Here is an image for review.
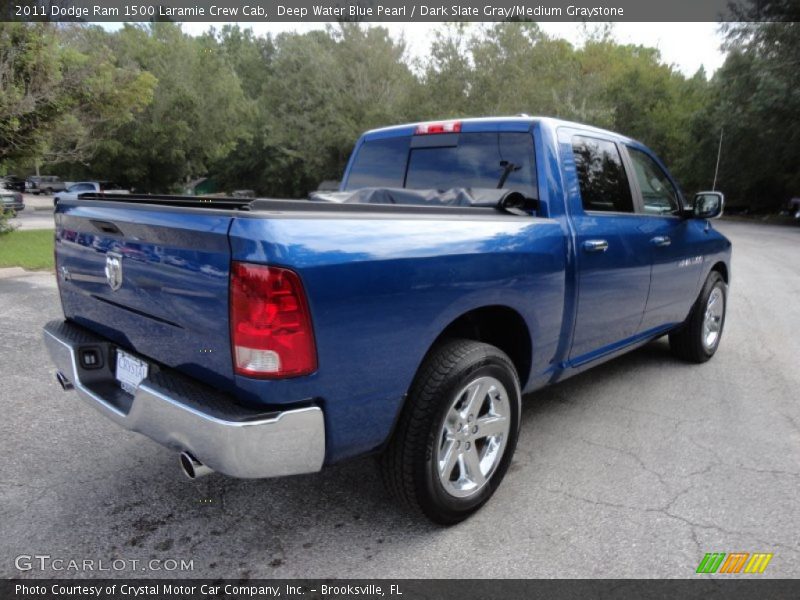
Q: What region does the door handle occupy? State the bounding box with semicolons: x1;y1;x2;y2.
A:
583;239;609;253
650;235;671;247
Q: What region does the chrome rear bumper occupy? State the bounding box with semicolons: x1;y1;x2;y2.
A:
42;320;325;478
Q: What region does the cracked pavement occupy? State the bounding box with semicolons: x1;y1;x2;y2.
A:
1;220;798;578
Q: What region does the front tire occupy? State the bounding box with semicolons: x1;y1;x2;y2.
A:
669;271;727;363
380;339;521;524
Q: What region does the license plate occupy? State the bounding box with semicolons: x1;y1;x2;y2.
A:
116;350;148;395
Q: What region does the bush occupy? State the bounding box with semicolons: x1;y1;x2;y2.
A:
0;210;16;235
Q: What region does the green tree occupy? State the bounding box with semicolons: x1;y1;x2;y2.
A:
579;38;711;184
418;22;711;193
700;10;800;209
214;24;417;196
86;23;248;192
0;23;64;163
0;23;155;167
418;23;473;118
467;23;582;118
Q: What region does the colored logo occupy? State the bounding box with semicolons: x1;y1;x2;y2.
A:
696;552;773;574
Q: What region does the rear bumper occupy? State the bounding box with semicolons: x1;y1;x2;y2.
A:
42;320;325;478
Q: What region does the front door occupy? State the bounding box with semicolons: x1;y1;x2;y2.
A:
567;135;652;362
623;145;706;330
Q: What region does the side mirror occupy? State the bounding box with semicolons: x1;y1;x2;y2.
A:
692;191;724;219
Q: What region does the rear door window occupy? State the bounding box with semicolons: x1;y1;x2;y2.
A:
572;136;634;213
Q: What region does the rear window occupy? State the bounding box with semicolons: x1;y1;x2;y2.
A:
345;132;537;199
345;136;409;189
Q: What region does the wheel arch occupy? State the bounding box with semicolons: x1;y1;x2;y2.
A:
423;305;533;390
710;260;729;284
376;304;533;458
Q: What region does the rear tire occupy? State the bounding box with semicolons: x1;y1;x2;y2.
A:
669;271;727;363
380;339;521;524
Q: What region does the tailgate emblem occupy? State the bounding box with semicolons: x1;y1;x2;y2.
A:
105;252;123;291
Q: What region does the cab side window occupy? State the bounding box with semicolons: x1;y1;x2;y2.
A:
572;136;634;213
627;147;681;215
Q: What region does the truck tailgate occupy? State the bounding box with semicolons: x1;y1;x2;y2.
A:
55;202;235;391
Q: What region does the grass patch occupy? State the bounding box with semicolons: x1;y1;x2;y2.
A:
0;229;54;270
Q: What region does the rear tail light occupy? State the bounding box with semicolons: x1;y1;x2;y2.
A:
414;120;462;135
230;262;317;378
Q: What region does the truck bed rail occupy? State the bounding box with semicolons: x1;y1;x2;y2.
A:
79;193;254;210
77;191;537;217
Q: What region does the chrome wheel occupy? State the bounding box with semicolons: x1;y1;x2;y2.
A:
435;375;511;499
702;286;724;350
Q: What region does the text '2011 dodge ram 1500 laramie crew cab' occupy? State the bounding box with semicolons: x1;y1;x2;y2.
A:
44;117;731;523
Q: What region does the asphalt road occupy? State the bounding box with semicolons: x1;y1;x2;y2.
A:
1;220;798;579
7;210;55;231
7;194;55;231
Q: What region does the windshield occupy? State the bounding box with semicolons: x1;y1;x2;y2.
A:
345;132;537;199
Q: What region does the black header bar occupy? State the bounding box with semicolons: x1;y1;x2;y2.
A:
3;579;800;600
3;0;795;23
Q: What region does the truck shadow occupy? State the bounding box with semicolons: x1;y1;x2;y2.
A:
78;337;690;578
519;337;678;421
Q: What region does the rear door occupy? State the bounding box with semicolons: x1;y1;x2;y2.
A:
55;201;235;391
566;134;653;363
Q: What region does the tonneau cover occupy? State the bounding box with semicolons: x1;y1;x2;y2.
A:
309;187;534;213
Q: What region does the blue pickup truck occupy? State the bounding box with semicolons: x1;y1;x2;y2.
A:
44;117;731;523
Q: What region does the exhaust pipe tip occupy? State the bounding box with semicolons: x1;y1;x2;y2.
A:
179;451;213;480
56;371;74;391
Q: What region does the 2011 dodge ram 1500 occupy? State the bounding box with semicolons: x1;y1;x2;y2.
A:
43;117;731;523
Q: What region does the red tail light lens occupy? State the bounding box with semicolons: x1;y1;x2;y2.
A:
230;262;317;378
415;121;462;135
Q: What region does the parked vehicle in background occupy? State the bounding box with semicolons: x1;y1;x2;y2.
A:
316;180;341;191
0;183;25;214
54;182;130;207
1;175;26;193
789;196;800;220
26;176;67;195
43;117;731;524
